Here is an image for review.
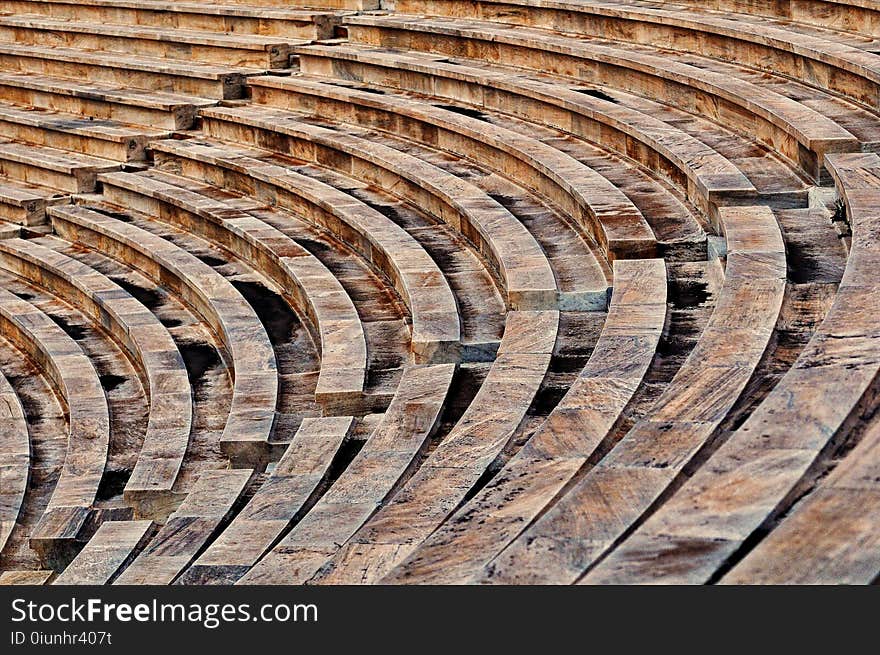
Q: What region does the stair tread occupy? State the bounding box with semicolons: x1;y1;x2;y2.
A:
0;14;310;49
0;42;264;78
0;71;217;109
0;139;119;172
0;101;170;142
2;0;342;20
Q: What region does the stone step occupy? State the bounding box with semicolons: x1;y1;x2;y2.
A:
0;0;342;39
0;71;215;130
0;42;260;99
0;15;306;68
0;101;170;162
0;140;119;193
0;176;68;226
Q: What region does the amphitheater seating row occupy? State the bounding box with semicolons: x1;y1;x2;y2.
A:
0;237;194;520
237;365;455;584
179;417;354;584
0;139;118;195
309;309;558;584
48;203;279;467
385;257;667;583
0;369;29;559
0;177;66;227
477;204;786;584
340;13;861;184
0;71;215;131
197;107;577;311
248;74;658;262
149;137;462;364
584;152;880;584
675;0;880;36
293;42;767;228
52;519;154;585
0;285;109;570
0;0;876;586
1;0;340;40
98;168;371;417
116;468;254;585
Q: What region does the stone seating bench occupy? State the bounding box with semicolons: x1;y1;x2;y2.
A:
52;519;154;585
0;101;169;163
0;140;119;194
149;137;462;365
337;16;861;183
247;74;658;263
308;309;558;584
294;42;761;219
0;42;255;100
48;203;280;467
483;204;787;584
0;286;110;571
96;168;368;416
0;369;29;559
390;0;880;113
584;152;880;585
179;416;356;584
199;105;568;312
722;415;880;584
0;237;193;521
1;0;341;41
238;365;455;585
384;258;667;584
0;177;66;227
0;570;53;585
676;0;880;37
114;468;254;585
0;72;215;131
0;15;305;69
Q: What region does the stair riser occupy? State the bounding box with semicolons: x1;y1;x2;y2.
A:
0;82;201;130
1;2;335;39
0;27;290;68
0;120;153;162
0;160;98;193
0;53;246;99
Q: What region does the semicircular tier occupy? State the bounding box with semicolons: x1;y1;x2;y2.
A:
0;0;877;586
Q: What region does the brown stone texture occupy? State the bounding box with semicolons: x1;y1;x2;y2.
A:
0;0;876;586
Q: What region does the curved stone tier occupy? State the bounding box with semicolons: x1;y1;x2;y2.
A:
0;0;876;585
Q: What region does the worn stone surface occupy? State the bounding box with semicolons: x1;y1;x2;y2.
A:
240;365;455;584
115;469;253;585
0;0;877;587
52;519;154;584
0;285;110;571
49;203;278;467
